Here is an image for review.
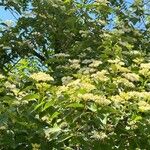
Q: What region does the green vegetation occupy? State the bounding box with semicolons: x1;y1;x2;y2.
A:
0;0;150;149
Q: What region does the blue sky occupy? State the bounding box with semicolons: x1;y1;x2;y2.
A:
0;0;146;30
0;7;18;21
0;0;134;22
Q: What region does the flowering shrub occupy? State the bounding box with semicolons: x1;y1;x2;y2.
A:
0;49;150;150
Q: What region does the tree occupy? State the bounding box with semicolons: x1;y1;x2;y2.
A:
0;0;150;149
0;0;149;75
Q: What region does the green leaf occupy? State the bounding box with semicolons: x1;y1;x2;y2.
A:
42;100;55;112
50;112;60;121
87;103;97;112
1;95;18;105
66;103;84;108
21;94;39;101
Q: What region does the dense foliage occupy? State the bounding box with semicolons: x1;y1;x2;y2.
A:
0;51;150;149
0;0;150;149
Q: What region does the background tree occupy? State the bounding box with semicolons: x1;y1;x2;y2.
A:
0;0;149;77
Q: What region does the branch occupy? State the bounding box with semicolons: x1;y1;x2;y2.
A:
31;50;46;62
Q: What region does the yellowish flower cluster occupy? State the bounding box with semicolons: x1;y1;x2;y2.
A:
89;60;102;68
110;91;150;104
36;83;50;90
95;0;109;6
91;131;107;140
138;62;150;79
108;58;125;66
78;93;111;105
67;79;81;87
130;50;142;56
133;58;144;64
61;76;73;85
140;63;150;69
110;95;124;103
57;79;96;99
78;67;96;74
116;65;131;73
54;53;70;57
82;59;92;64
139;69;150;77
122;73;140;82
0;74;5;79
67;79;96;92
56;85;69;96
30;72;54;82
119;92;132;101
113;77;135;88
138;101;150;112
91;70;109;82
81;82;96;92
4;81;16;89
127;91;150;100
69;59;80;69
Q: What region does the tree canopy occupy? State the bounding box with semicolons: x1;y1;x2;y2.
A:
0;0;150;149
0;0;149;75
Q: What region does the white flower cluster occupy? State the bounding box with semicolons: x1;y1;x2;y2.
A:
78;93;111;105
113;77;135;88
91;70;109;82
110;91;150;104
91;131;107;140
127;91;150;100
61;76;73;85
108;58;125;66
110;95;124;103
69;59;80;69
30;72;54;82
89;60;102;68
139;68;150;77
138;101;150;112
82;59;93;64
140;63;150;69
122;73;140;82
67;79;96;92
54;53;70;57
139;63;150;77
78;67;96;74
133;58;144;64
